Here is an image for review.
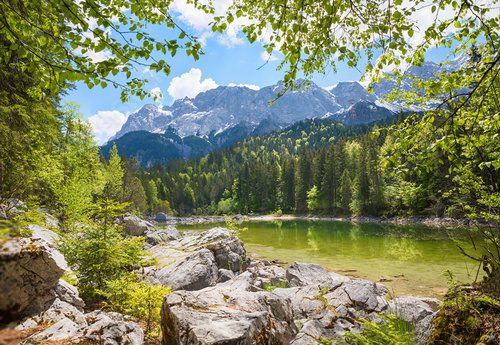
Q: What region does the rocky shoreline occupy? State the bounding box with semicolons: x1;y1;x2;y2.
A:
1;206;441;344
155;213;477;228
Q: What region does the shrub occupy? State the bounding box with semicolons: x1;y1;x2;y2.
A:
100;274;172;337
59;199;146;298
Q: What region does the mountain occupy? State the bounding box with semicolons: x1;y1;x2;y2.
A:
102;104;400;167
112;80;346;140
112;57;470;142
105;57;468;166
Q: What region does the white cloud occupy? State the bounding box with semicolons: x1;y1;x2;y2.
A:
167;68;218;99
171;0;248;48
260;51;280;62
171;0;233;30
88;110;127;145
149;87;163;100
228;83;260;91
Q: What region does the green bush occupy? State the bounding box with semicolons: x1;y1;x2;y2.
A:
100;274;172;336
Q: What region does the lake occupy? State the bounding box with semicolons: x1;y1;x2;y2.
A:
177;219;481;298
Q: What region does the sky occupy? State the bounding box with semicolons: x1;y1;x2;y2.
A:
65;0;458;144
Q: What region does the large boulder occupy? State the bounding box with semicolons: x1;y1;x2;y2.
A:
16;298;87;332
121;213;155;236
145;249;219;290
26;310;144;345
286;262;348;288
155;212;169;222
145;226;181;245
323;279;389;312
0;238;68;322
272;264;389;344
388;296;440;345
144;228;250;290
171;228;250;272
161;272;298;345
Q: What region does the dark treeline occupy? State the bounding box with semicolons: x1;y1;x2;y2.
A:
133;114;496;218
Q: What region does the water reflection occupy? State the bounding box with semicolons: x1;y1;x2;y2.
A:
178;220;480;297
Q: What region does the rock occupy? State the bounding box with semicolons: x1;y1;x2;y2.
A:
286;262;348;288
73;311;144;345
0;238;67;322
203;230;249;273
144;228;250;290
145;226;181;245
161;273;298;345
273;285;326;319
30;318;80;342
248;260;287;289
28;224;60;245
54;279;85;310
17;298;87;332
290;319;339;345
388;296;440;345
145;249;218;290
155;212;169;222
0;198;27;218
323;279;388;312
217;268;235;283
121;213;155;236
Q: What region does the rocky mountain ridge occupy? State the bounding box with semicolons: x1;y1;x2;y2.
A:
111;57;467;142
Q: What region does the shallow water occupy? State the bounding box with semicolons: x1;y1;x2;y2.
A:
177;219;482;298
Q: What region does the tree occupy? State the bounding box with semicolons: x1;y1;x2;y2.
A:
102;144;124;202
306;185;320;213
0;59;60;202
0;0;205;101
60;199;144;297
144;180;159;214
339;169;352;214
216;0;497;101
122;164;148;214
51;104;103;226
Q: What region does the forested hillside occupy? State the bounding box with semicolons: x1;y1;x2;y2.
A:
134;111;498;219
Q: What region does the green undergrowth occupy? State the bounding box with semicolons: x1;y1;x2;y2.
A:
263;281;288;292
428;286;500;344
320;314;414;345
99;274;172;341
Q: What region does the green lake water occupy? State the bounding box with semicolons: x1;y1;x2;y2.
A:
177;220;481;298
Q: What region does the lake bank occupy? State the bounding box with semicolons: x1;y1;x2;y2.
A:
157;213;477;229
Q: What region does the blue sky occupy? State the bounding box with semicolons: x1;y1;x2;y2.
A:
66;0;455;144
